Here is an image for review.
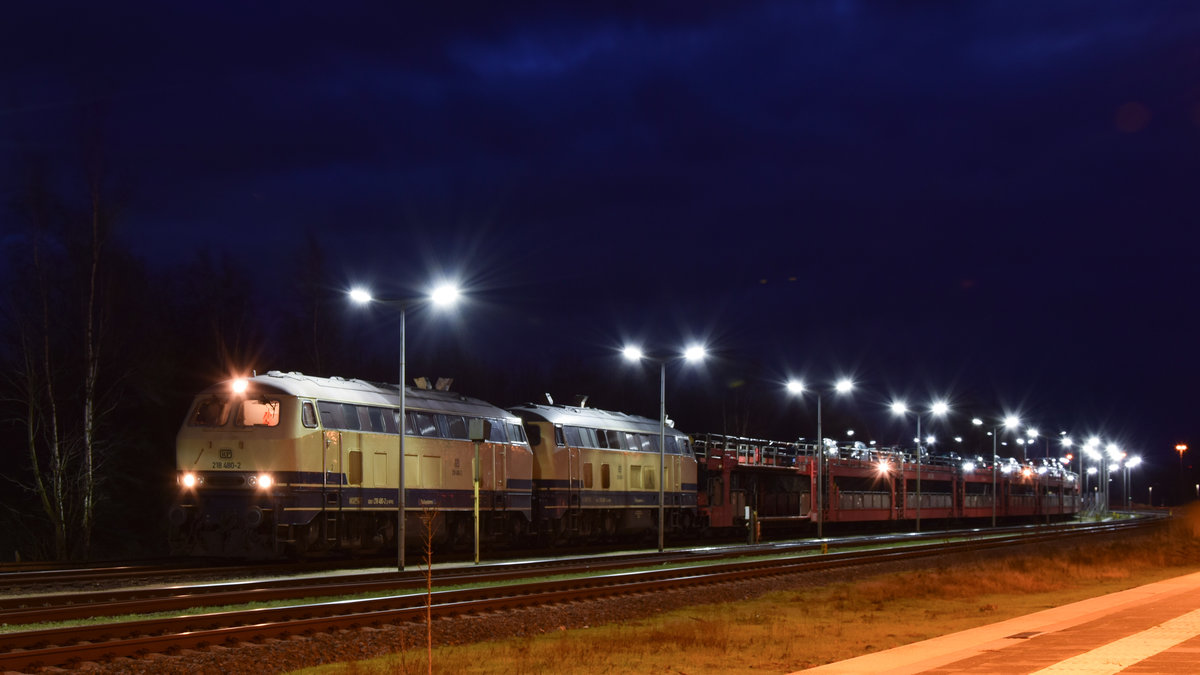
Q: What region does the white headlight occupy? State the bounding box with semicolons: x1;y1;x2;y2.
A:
257;474;273;489
181;472;197;488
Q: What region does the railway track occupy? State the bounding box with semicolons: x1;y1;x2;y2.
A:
0;517;1156;672
0;516;1136;595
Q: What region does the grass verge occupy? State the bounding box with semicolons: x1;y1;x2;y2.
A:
295;510;1200;674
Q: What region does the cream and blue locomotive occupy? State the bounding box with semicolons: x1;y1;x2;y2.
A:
508;402;699;541
169;371;531;557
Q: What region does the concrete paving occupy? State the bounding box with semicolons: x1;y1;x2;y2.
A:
800;570;1200;674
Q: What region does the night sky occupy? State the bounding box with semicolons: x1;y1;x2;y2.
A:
4;3;1199;499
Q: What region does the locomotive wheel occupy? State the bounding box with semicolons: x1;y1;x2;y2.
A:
447;514;468;549
679;510;694;534
508;515;527;545
602;512;617;537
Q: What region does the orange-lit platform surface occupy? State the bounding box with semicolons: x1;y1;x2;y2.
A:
803;570;1200;674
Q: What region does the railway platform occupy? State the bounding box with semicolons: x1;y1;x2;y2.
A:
801;569;1200;674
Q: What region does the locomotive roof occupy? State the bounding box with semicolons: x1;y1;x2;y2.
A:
209;371;515;419
508;402;688;437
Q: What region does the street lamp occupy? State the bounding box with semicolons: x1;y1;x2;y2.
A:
1125;456;1141;509
1060;434;1074;476
891;399;948;532
1177;444;1189;504
1082;437;1102;511
974;415;1020;527
350;282;460;571
623;343;706;552
1104;443;1122;515
786;377;853;540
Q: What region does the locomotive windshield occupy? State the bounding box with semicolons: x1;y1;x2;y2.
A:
188;396;231;427
237;398;281;427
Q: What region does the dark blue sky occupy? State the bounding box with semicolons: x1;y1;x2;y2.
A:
3;3;1199;493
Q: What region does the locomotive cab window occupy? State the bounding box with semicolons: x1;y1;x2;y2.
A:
508;422;526;444
301;401;318;428
488;419;509;442
238;398;281;427
189;396;231;427
564;426;582;447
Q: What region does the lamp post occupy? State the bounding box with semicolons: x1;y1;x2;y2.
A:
891;400;948;532
786;378;853;541
974;415;1020;527
350;283;460;572
623;344;706;552
1060;433;1074;483
1177;444;1189;505
1104;443;1121;516
1125;456;1141;509
1082;437;1102;513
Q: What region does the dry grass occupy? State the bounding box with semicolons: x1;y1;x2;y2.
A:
296;511;1200;675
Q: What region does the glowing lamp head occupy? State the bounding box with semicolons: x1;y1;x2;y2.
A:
876;461;889;475
786;380;805;394
181;472;197;488
683;345;706;362
972;418;983;426
430;283;460;307
256;474;273;490
232;378;249;394
931;401;949;416
835;378;853;394
622;346;644;361
349;287;373;304
891;401;908;415
1003;416;1020;430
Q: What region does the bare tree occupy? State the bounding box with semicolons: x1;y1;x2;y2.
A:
2;120;125;560
420;508;438;675
78;114;120;556
6;163;72;559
